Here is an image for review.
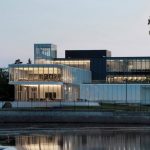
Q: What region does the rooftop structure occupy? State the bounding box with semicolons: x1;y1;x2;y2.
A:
34;44;57;64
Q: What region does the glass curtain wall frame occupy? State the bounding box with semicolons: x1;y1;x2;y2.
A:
106;58;150;83
80;84;141;103
36;59;91;70
34;44;57;64
63;84;80;101
106;75;148;83
62;65;91;84
9;64;91;84
14;84;63;101
9;64;63;83
14;84;80;101
107;58;150;72
10;64;87;101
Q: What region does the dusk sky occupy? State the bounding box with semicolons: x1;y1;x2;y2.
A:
1;0;150;67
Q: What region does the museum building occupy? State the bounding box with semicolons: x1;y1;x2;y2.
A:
9;44;150;104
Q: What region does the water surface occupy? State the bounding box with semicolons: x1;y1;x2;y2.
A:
0;124;150;150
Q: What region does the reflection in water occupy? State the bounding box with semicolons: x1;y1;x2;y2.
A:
2;128;150;150
14;131;150;150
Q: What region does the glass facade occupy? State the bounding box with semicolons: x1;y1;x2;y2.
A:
106;57;150;83
34;60;90;70
9;42;150;103
14;84;80;101
9;64;91;101
15;84;62;101
53;60;90;70
34;44;57;64
80;84;150;104
9;64;91;84
9;64;62;83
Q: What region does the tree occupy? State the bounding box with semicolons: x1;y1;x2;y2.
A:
148;17;150;35
27;58;32;64
0;68;14;101
14;59;22;64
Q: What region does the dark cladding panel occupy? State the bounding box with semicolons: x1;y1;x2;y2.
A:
90;58;106;81
100;58;107;81
65;50;110;59
65;50;109;81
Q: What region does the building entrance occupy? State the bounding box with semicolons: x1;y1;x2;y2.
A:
45;92;56;100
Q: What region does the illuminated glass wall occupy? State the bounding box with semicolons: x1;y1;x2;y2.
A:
106;58;150;83
14;84;79;101
9;64;62;82
35;60;91;70
53;60;90;70
14;84;62;101
9;64;91;84
9;64;91;101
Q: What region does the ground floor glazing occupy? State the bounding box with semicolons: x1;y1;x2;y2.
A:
15;84;79;101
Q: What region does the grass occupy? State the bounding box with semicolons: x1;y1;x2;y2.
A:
55;103;150;112
1;103;150;112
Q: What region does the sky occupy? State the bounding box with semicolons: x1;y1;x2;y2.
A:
1;0;150;67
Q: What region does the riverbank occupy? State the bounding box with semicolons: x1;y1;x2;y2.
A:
0;110;150;124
